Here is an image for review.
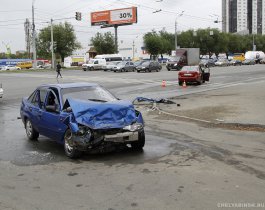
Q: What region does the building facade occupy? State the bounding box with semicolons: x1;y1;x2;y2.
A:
222;0;265;34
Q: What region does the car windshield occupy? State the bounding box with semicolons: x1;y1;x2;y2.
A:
117;62;126;66
61;86;117;104
169;56;180;62
134;61;144;66
141;61;150;66
181;66;199;71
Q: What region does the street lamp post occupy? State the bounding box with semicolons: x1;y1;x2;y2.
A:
175;11;184;50
32;0;37;69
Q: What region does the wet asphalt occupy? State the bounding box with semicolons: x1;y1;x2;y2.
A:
1;65;265;166
0;102;178;166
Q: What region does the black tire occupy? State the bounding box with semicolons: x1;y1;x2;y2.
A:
137;70;140;73
64;129;82;159
90;67;94;71
178;81;183;86
131;130;145;150
25;119;39;140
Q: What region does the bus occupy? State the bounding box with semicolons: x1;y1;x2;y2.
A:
16;61;32;69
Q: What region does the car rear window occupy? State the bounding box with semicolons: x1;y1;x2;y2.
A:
181;66;199;71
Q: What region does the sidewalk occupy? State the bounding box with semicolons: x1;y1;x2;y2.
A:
155;80;265;126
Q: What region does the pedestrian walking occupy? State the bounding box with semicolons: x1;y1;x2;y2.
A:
56;62;62;78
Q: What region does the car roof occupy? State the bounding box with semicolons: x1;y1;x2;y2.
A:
39;82;99;89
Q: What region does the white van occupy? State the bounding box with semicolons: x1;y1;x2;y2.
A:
94;54;123;62
82;59;106;71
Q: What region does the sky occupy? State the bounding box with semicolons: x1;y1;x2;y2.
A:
0;0;222;53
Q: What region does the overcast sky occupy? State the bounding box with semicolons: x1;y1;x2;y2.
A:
0;0;222;53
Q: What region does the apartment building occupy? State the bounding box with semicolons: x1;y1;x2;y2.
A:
222;0;265;34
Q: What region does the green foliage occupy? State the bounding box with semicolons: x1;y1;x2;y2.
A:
144;28;265;57
143;31;162;57
37;22;81;61
90;32;116;54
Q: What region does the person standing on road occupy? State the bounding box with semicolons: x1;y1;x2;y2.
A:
56;62;62;78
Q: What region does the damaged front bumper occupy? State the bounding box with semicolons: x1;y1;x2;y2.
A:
70;128;142;151
104;131;139;142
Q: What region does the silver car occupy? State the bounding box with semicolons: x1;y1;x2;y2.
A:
215;59;230;67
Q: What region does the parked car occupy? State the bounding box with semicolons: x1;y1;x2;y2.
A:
133;60;146;67
112;61;135;72
242;59;256;65
229;59;242;66
0;83;3;98
215;59;230;67
20;83;145;158
259;58;265;64
82;59;106;71
178;65;210;86
199;58;216;67
104;61;121;71
136;61;162;73
2;65;21;70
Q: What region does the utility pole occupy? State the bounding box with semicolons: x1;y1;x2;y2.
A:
24;18;31;58
32;0;37;69
114;25;118;53
174;11;184;50
132;40;135;61
51;19;55;69
174;20;178;50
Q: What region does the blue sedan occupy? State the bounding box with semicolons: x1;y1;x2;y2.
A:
20;83;145;158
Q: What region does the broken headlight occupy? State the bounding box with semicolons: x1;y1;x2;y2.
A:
77;126;91;137
123;123;143;132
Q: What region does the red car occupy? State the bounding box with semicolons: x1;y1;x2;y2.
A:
178;65;210;86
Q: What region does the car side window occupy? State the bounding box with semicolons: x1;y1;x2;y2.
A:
39;89;48;109
46;91;60;113
30;91;39;107
94;60;98;64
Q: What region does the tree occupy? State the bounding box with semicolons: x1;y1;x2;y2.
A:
37;22;81;61
90;32;116;54
159;30;175;55
143;31;162;59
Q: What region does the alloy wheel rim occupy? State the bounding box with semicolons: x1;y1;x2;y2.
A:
26;121;32;137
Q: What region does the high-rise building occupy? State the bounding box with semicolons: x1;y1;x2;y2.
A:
222;0;265;34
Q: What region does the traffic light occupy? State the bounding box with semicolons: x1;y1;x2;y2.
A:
75;12;82;21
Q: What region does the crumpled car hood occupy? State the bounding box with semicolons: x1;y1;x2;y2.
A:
67;98;137;129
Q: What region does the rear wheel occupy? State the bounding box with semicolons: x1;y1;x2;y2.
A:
178;81;183;86
90;67;94;71
131;130;145;150
25;119;39;140
64;129;82;159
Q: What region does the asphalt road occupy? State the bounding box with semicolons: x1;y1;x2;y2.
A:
0;65;265;210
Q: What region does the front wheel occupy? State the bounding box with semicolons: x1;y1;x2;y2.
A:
25;119;39;140
64;129;82;159
131;130;145;150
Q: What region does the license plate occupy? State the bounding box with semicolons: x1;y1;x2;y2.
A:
184;73;192;76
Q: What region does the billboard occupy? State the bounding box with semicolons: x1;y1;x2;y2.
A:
91;7;137;26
